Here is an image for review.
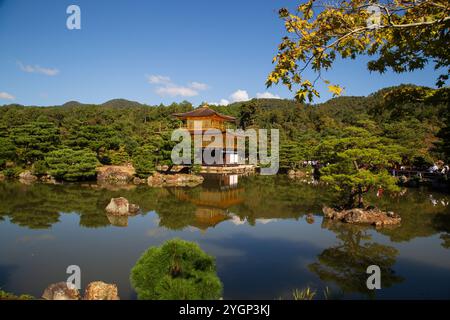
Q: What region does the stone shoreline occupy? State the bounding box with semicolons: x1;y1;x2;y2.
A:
2;166;207;188
323;206;401;228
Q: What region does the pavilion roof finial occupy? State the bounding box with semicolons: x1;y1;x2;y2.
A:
172;104;236;122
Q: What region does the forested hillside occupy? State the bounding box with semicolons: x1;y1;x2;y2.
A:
0;85;448;181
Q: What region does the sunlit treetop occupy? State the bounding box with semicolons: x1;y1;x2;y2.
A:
267;0;450;102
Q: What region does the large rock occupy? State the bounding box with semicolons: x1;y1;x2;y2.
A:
40;174;56;184
97;165;135;184
132;177;146;185
323;206;401;228
305;214;315;224
147;172;204;187
84;281;119;300
105;197;140;216
42;282;80;300
19;170;38;183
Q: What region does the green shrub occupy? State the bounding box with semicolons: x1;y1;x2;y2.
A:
45;148;99;181
0;137;15;168
191;164;201;174
0;290;34;300
32;160;48;176
109;146;130;165
412;155;433;169
10;121;60;164
130;239;223;300
132;146;157;178
2;167;22;178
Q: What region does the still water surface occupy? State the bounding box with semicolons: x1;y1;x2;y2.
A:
0;175;449;299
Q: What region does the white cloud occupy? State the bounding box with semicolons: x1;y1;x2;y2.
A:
210;99;230;106
18;61;59;76
220;99;230;105
210;89;249;106
156;86;198;97
230;89;249;103
189;82;208;91
146;74;171;84
212;90;282;106
231;215;246;225
256;218;278;224
147;75;209;97
256;92;281;99
0;92;15;100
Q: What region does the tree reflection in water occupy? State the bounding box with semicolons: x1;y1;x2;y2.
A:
309;220;404;297
0;176;448;250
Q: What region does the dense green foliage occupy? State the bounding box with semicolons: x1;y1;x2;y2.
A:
11;121;60;164
0;290;34;300
0;100;191;180
224;85;448;207
45;148;99;181
130;239;223;300
0;137;15;167
268;0;449;102
0;85;448;190
317;126;401;207
215;85;448;168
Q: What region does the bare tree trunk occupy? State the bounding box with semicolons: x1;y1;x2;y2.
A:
346;191;356;209
358;193;363;208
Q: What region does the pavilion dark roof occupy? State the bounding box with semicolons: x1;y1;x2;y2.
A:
172;105;236;121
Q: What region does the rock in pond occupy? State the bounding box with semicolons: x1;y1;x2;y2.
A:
84;281;119;300
42;282;80;300
132;177;146;185
97;165;135;184
147;172;204;187
305;214;315;224
19;170;38;183
105;197;140;216
40;174;57;184
323;206;401;228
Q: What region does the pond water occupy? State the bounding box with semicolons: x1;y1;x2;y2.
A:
0;175;449;299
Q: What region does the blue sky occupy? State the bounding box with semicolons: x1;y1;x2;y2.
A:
0;0;443;106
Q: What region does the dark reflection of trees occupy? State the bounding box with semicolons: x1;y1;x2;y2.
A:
0;182;164;229
309;220;404;297
432;213;450;249
0;182;114;229
373;190;450;243
231;175;335;224
0;181;203;230
0;178;448;243
8;209;60;229
440;234;450;249
155;189;196;230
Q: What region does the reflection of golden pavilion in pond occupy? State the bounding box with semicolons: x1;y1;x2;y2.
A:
174;174;244;231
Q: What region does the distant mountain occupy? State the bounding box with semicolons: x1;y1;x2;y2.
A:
227;98;300;109
0;103;24;108
61;101;85;108
1;84;445;111
101;99;147;108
